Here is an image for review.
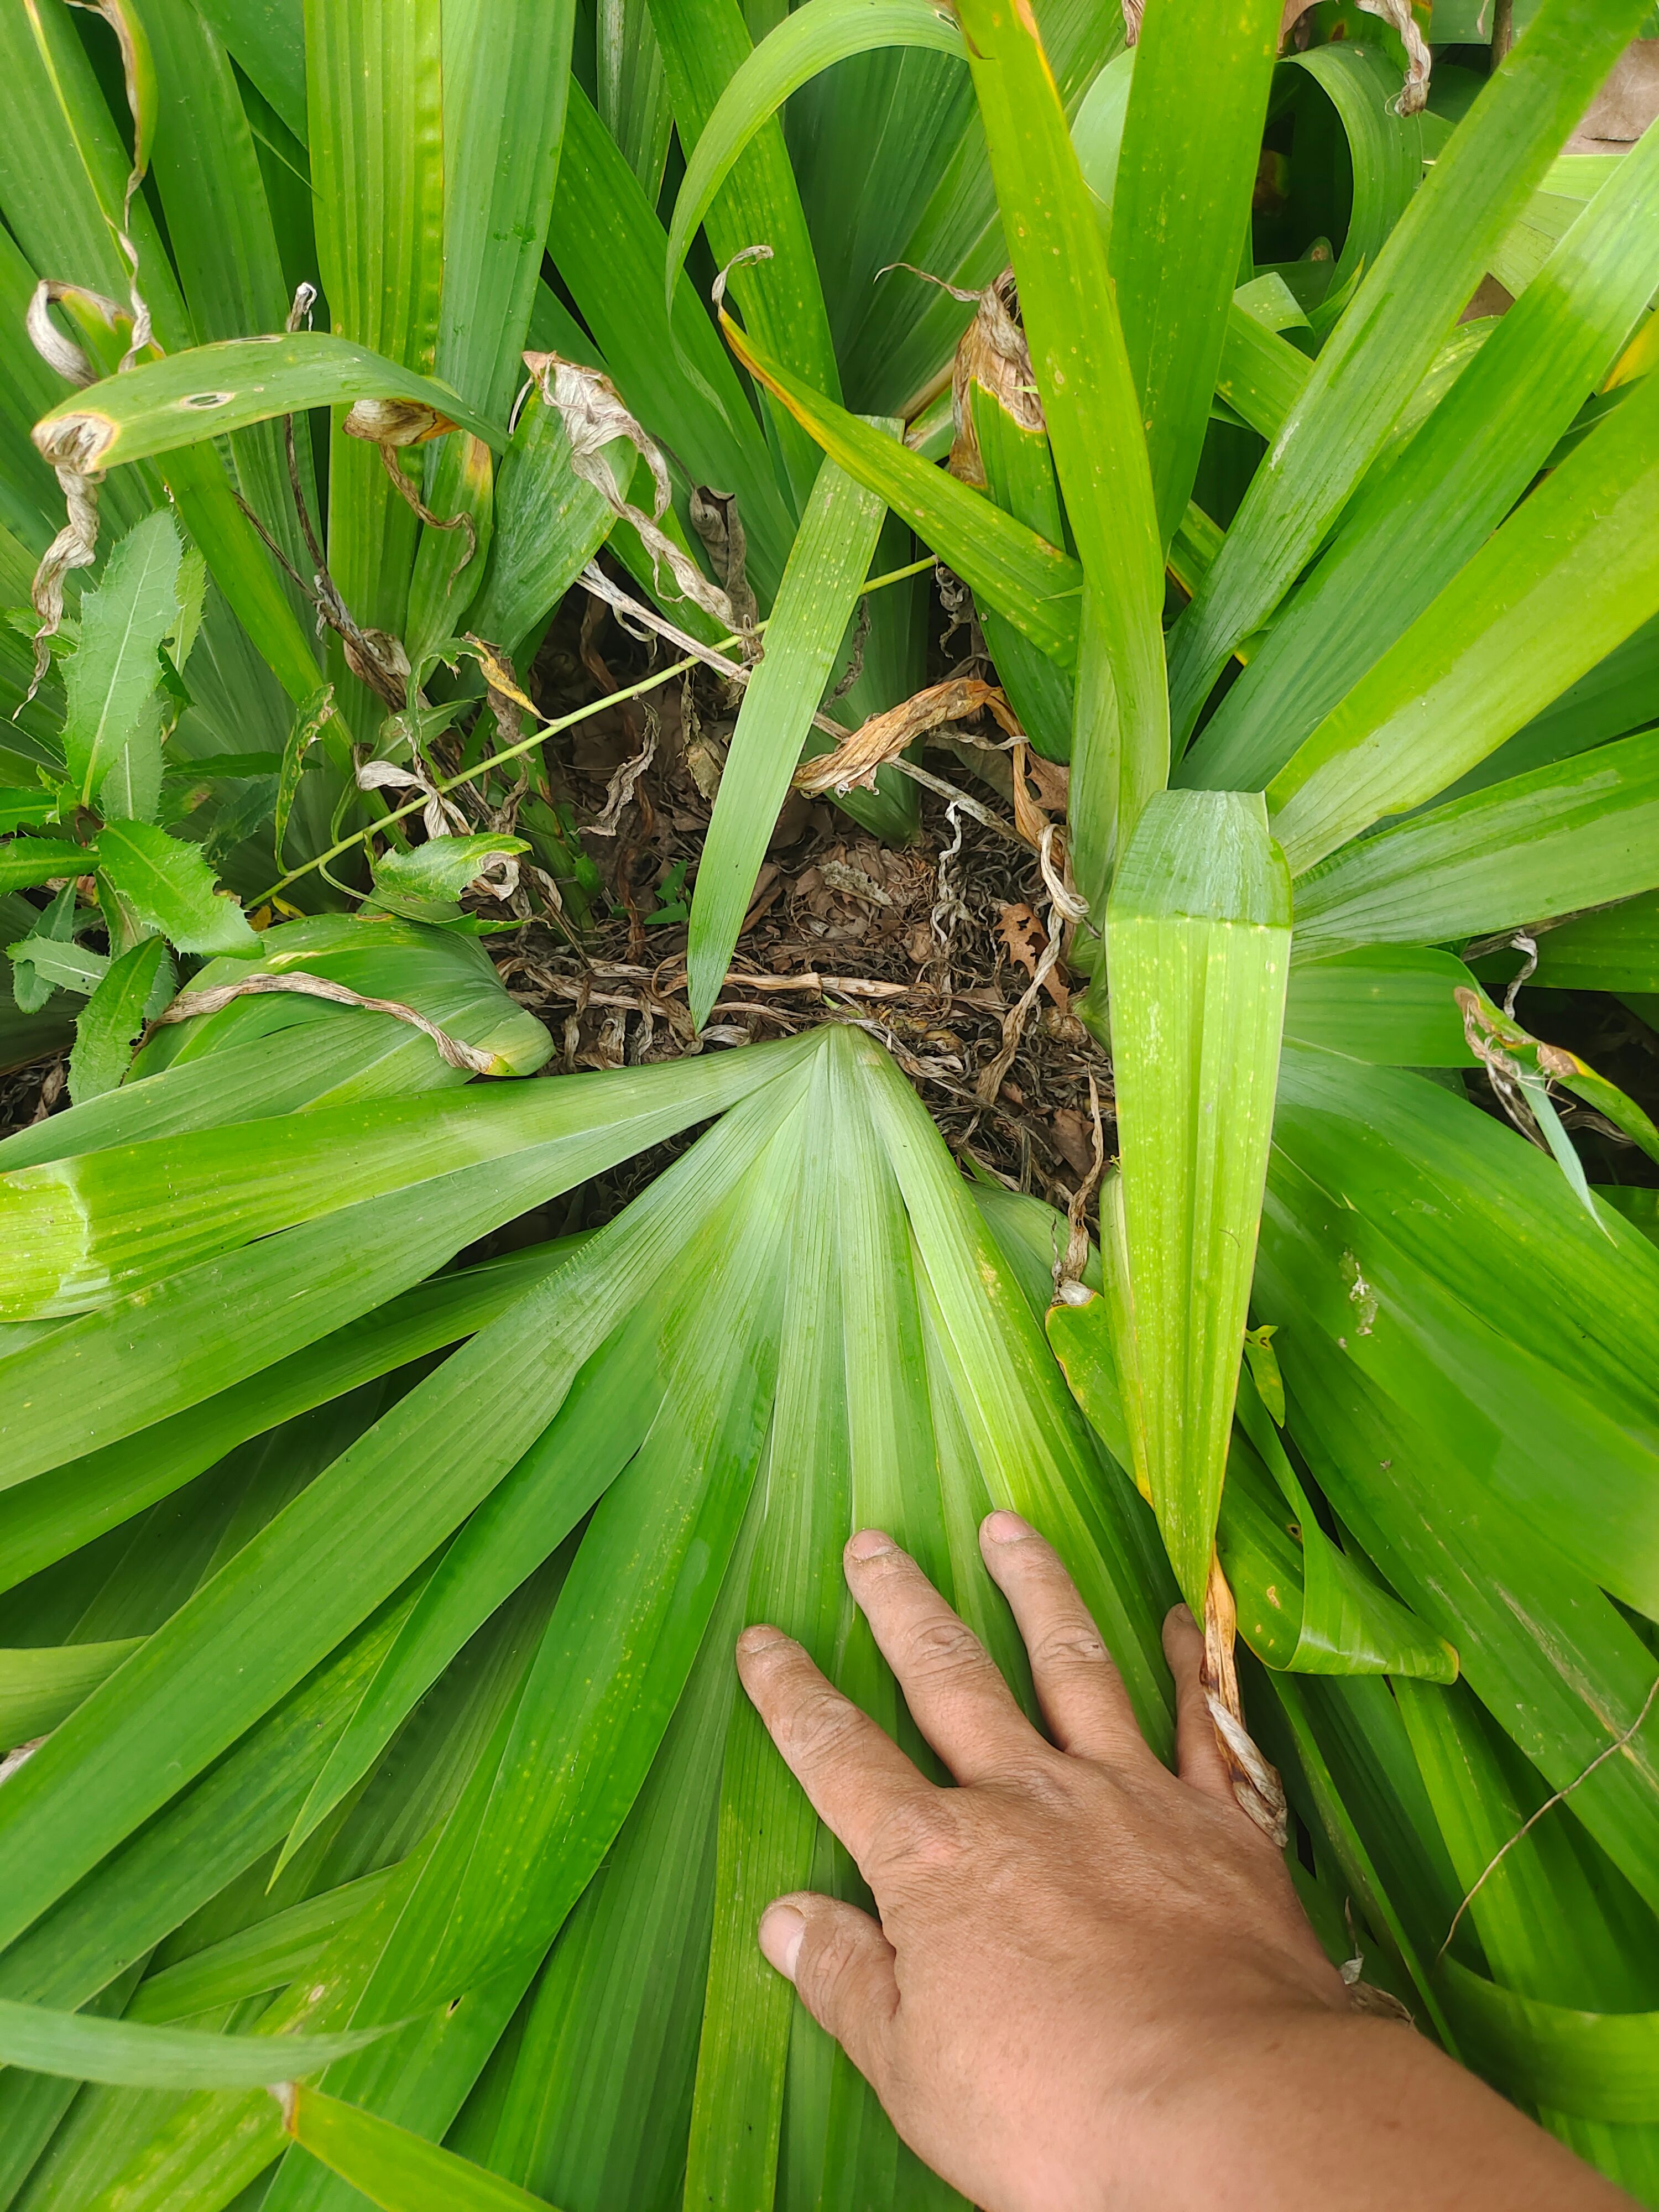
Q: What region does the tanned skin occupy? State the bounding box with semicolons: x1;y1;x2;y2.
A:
735;1512;1632;2212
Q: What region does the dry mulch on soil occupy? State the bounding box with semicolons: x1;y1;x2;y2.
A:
482;588;1117;1225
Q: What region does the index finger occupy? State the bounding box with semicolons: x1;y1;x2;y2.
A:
737;1624;935;1869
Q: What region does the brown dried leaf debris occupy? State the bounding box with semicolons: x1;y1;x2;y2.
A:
793;677;1024;799
997;901;1070;1011
947;268;1044;490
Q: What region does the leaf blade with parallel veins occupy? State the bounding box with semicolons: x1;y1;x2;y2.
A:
1105;789;1292;1610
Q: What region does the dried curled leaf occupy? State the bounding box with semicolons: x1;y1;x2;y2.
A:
688;486;759;641
153;969;510;1074
61;0;158;364
355;757;471;843
343;401;479;584
465;639;539;726
997;899;1044;975
949;269;1044;490
19;284;135;699
1202;1559;1288;1846
522;352;736;633
341;398;456;450
1355;0;1430;114
23;460;102;704
1279;0;1428;113
26;280;126;390
996;901;1069;1009
340;628;410;712
793;676;1023;799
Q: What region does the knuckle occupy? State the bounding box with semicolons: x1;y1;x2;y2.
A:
1009;1755;1082;1822
1030;1621;1116;1673
804;1916;869;1997
869;1793;964;1881
900;1616;986;1681
781;1687;864;1770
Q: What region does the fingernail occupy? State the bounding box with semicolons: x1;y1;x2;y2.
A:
983;1509;1034;1545
758;1901;806;1980
846;1528;894;1563
1170;1602;1197;1629
737;1624;790;1658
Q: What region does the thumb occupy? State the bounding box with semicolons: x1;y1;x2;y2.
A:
759;1891;900;2085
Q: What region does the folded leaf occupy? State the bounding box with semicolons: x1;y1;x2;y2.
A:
1528;890;1659;993
0;1637;142;1741
372;836;529;904
1282;946;1478;1067
1105;790;1291;1608
1441;1959;1659;2126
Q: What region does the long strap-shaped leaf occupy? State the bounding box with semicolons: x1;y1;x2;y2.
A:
1108;0;1279;550
952;0;1165;904
0;3;333;716
366;1104;804;2012
280;2083;560;2209
686;446;889;1026
0;1596;415;2011
437;0;574;427
0;2000;389;2090
1257;1176;1659;1917
1047;1273;1454;1683
682;1040;852;2212
271;1309;665;1878
409;0;580;651
469;1538;753;2208
0;1242;582;1595
553;84;796;602
1105;789;1291;1611
32;333;504;472
0;1040;805;1494
140;0;319;578
1267;361;1659;875
1186;115;1659;794
305;0;444;682
1292;722;1659;952
1164;0;1657;745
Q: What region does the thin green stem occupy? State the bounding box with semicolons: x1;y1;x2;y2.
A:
251;555;937;906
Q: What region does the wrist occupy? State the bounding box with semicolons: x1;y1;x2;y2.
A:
1108;2003;1626;2212
1103;2000;1399;2211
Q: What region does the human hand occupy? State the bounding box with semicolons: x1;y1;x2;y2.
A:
735;1513;1632;2212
